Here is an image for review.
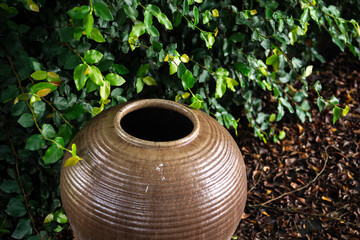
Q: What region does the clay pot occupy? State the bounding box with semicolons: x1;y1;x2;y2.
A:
60;99;247;240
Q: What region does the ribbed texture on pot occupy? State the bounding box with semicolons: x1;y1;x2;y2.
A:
60;99;247;240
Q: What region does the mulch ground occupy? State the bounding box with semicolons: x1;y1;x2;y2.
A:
235;53;360;239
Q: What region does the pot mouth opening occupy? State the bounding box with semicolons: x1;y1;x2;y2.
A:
114;99;199;147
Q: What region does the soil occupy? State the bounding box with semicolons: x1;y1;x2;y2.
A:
235;52;360;239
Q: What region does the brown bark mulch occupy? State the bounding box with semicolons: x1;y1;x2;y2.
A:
235;53;360;239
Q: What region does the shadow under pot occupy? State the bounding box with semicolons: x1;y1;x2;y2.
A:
60;99;247;240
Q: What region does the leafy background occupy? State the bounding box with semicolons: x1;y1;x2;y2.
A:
0;0;359;239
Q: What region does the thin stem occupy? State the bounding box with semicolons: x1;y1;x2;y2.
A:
41;97;73;127
5;115;39;236
256;143;329;206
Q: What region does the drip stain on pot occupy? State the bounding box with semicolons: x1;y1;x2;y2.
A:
120;107;194;142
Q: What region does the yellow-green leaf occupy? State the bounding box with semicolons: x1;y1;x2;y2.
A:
225;77;238;92
29;3;39;12
180;54;190;63
47;72;59;79
342;105;349;116
212;9;219;17
44;213;54;223
31;71;47;80
64;156;81;167
36;88;51;97
142;76;156;86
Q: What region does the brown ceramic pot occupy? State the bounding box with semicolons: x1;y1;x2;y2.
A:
60;99;247;240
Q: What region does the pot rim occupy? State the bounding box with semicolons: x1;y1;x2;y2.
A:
114;99;200;148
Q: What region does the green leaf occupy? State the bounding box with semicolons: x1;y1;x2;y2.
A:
93;2;114;21
296;105;306;123
265;0;279;10
292;57;302;70
170;61;178;75
44;213;54;223
25;134;44;150
54;211;67;224
301;8;310;26
343;105;349;116
280;97;294;113
11;101;27;117
142;76;156;86
278;131;286;140
74;64;88;90
67;5;90;19
90;28;106;43
276;103;284;121
1;86;19;103
64;54;82;70
113;64;129;75
83;13;94;37
234;62;250;77
147;25;160;37
88;66;104;86
100;81;110;100
105;73;125;86
225;77;238;92
17;113;34;128
6;197;26;217
74;27;83;40
183;0;189;15
181;70;195;91
330;95;339;105
123;5;138;21
58;124;73;145
157;13;173;30
289;31;297;45
193;6;199;26
66;105;85;120
177;62;186;78
43;145;63;164
215;77;226;99
314;80;322;92
269;113;276;122
146;4;161;16
30;71;47;80
129;22;146;38
230;32;245;42
84;49;103;64
203;10;212;24
266;55;279;65
86;79;98;92
189;94;204;110
42;124;56;139
333;106;341;124
0;180;20;194
11;218;32;239
30;82;57;96
305;65;313;77
216;68;229;78
136;77;144;93
33;101;46;115
137;64;150;77
316;97;326;112
71;143;77;157
293;91;305;102
332;37;345;52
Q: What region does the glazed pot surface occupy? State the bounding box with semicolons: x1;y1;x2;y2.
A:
60;99;247;240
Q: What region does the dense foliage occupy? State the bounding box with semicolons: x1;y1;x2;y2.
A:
0;0;359;239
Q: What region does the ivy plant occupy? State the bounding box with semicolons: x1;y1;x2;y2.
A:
0;0;358;238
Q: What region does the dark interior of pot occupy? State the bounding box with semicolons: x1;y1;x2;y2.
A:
120;107;194;142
